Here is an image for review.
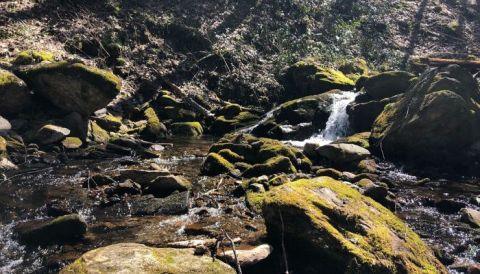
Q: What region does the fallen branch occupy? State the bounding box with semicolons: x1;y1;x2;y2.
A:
414;57;480;69
163;79;214;118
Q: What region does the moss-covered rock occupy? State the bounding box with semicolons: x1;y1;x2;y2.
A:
347;94;400;133
162;106;197;122
210;111;259;136
95;114;123;132
217;149;244;163
259;177;447;274
142;107;167;139
0;69;31;116
370;65;480;170
61;137;83;149
338;58;369;77
60;243;236;274
13;50;55;65
17;61;121;115
363;71;415;100
202;133;311;177
171;122;203;136
282;59;355;100
88;121;110;143
201;153;235;176
333;132;371;149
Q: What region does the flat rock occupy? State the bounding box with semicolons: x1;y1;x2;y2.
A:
60;243;235;274
316;143;370;164
131;191;189;216
218;244;273;267
36;125;70;145
116;169;171;185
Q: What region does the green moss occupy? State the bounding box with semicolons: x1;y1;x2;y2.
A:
0;136;7;155
89;121;110;143
171;122;203;136
156;95;181;107
13;50;55;65
62;137;83;149
261;177;446;273
243;156;297;178
217;149;244;163
144;107;167;137
201;153;235;176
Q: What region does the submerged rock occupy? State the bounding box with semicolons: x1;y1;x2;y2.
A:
15;214;87;245
131;191;189;216
0;68;31;116
17;61;121;115
258;177;447;273
60;243;236;274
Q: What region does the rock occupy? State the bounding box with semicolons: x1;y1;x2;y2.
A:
460;208;480;228
201;153;236;176
242;156;297;178
356;159;377;173
114;179;142;195
63;112;88;140
60;243;236;274
370;65;480;170
15;214;87;245
83;174;116;188
88;121;110;143
435;199;466;214
131;191;189;216
61;137;83;149
116;169;170;185
316;143;370;164
162;106;197;122
142;107;167;139
347;95;399;132
252;92;334;140
0;116;12;133
0;69;31;115
0;136;6;154
315;168;343;180
35;125;71;145
210;105;259;136
142;175;191;197
218;244;273;267
17;61;121;115
0;157;17;170
217;149;245;163
333;132;371;149
338;58;369;77
282;59;355;100
259;177;447;273
363;71;415;99
95;114;123;132
13;50;55;65
248;183;266;193
171;122;203;136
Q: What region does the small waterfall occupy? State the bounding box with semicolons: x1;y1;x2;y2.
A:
287;91;357;147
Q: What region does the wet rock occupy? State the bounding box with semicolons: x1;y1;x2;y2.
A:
0;68;31;115
17;61;121;115
370;65;480;170
316;143;370;164
356;159;377;173
258;177;447;273
142;107;167;139
363;71;415;99
114;179;142;195
35;125;71;145
142;175;191;197
82;174;116;188
117;169;171;185
171;122;203;136
201;153;236;176
281;59;355;100
88;121;110;143
435;199;466;214
61;137;83;149
46;200;73;217
131;191;189;216
218;244;273;267
15;214;87;245
60;243;236;274
0;115;11;133
460;208;480;228
0;157;17;170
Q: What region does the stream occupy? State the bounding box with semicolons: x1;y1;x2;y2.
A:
1;92;479;273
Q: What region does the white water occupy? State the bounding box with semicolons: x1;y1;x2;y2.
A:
286;91;357;147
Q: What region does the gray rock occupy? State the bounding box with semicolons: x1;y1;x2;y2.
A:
35;124;70;145
116;169;171;185
131;191;189;216
460;208;480;228
316;143;370;164
218;244;273;267
142;175;191;197
0;116;11;133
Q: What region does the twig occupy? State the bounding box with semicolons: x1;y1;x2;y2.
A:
223;230;242;274
279;210;289;274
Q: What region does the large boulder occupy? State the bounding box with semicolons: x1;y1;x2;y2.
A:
60;243;236;274
370;65;480;170
363;71;416;100
258;177;447;273
210;104;259;136
17;61;121;115
0;69;31;116
347;95;400;132
316;143;371;164
282;59;355;100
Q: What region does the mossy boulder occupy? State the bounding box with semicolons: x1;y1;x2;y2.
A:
338;58;369;77
171;122;203;136
88;121;110;143
16;214;87;245
218;149;244;163
282;59;355;100
142;107;167;139
363;71;416;100
17;61;121;115
35;124;71;145
202;133;311;177
252;92;335;140
95;114;123;132
162;106;197;122
370;65;480;170
210;111;259;136
201;153;235;176
0;69;31;116
61;137;83;149
60;243;235;274
333;132;371;149
13;50;55;65
258;177;447;273
347;94;400;133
